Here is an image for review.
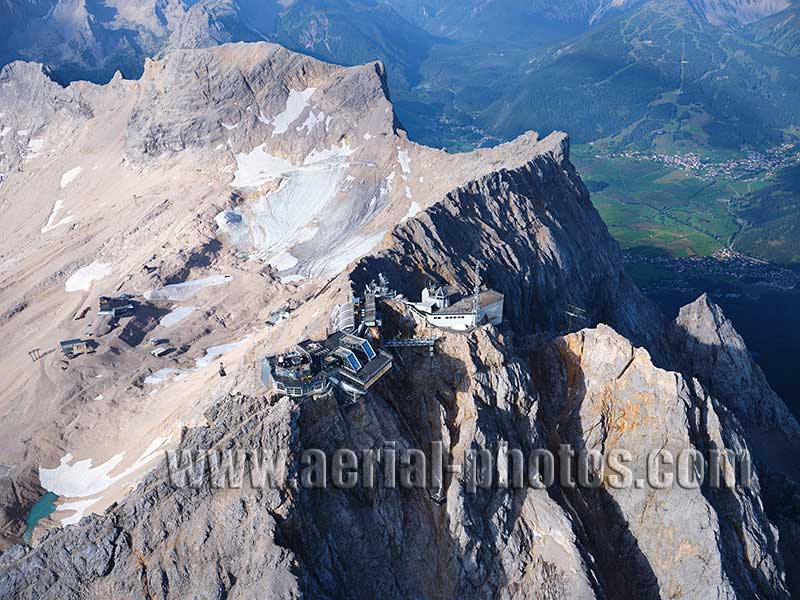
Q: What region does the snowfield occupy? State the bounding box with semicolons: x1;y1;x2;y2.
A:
311;230;386;278
229;146;293;187
57;498;99;526
398;149;412;174
144;337;250;385
39;436;168;501
144;368;188;385
297;110;326;133
41;200;75;234
404;201;421;221
159;306;197;328
65;261;113;292
144;274;232;301
195;338;250;369
60;166;82;189
272;87;316;136
25;138;44;159
219;143;359;276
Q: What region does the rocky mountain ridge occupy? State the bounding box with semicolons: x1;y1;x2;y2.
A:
0;40;798;599
3;0;799;153
0;313;794;598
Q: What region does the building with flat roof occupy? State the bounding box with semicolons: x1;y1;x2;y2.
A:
60;339;92;358
98;295;135;318
262;332;392;402
407;265;504;331
424;290;504;331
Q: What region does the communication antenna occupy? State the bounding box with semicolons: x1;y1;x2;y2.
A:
564;303;588;333
472;262;481;316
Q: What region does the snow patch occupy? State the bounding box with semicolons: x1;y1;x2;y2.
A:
297;110;326;134
65;261;113;292
41;199;75;233
144;368;188;385
230;145;293;188
57;498;99;526
195;337;250;369
39;437;169;500
159;306;197;328
268;251;299;271
60;166;82;189
303;143;354;165
144;274;232;301
317;231;386;277
272;88;316;136
397;149;412;174
403;201;421;221
221;121;239;130
26;138;44;159
280;274;306;284
0;127;10;138
380;172;396;197
222;144;354;270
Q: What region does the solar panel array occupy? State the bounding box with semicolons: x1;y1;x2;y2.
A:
361;339;376;360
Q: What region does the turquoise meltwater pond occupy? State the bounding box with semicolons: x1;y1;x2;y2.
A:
23;492;58;543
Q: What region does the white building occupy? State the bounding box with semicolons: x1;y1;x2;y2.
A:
424;290;504;331
410;283;504;332
414;285;459;313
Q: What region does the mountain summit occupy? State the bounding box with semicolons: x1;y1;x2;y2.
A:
0;41;798;599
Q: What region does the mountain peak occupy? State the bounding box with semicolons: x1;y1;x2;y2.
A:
688;0;791;26
670;293;800;476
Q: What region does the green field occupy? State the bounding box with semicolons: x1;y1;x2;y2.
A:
574;146;741;257
733;166;800;263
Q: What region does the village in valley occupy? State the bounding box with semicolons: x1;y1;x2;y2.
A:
597;142;800;182
624;248;800;293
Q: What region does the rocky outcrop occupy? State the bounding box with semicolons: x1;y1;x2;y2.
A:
0;38;797;600
534;325;787;599
351;133;664;349
0;394;302;599
668;294;800;478
0;328;597;599
668;294;800;598
125;42;375;161
1;320;791;599
0;61;91;174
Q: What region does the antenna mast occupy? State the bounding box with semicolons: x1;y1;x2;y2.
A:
472;262;481;317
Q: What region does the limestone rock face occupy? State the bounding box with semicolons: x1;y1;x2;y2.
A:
0;395;303;600
351;134;664;349
1;322;791;599
668;294;800;477
0;331;596;599
536;325;787;599
0;61;90;175
0;40;797;600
